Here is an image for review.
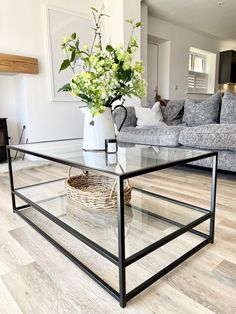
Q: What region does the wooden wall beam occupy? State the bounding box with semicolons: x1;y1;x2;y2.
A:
0;53;39;74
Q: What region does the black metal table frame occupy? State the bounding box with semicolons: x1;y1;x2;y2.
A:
7;143;218;308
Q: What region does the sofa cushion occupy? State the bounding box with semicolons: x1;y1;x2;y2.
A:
161;100;185;125
190;150;236;172
183;92;221;126
179;124;236;151
220;92;236;124
135;102;163;128
113;106;137;130
117;124;186;147
167;117;184;126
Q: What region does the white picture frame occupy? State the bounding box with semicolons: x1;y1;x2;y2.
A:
45;6;93;102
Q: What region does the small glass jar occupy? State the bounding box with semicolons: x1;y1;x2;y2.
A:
105;139;117;154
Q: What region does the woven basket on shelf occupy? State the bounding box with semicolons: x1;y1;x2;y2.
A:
65;167;132;210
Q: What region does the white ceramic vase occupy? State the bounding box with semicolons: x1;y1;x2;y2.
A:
81;107;115;151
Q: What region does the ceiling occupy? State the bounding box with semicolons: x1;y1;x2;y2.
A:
144;0;236;42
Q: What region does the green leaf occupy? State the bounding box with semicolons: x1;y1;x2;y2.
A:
120;69;132;82
59;59;70;72
70;50;76;62
84;58;90;68
126;19;133;24
75;38;80;49
58;83;71;93
91;7;98;12
135;22;142;28
106;44;114;52
79;94;91;102
71;32;76;40
101;14;109;17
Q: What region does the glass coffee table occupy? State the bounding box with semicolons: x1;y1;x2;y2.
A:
7;139;218;308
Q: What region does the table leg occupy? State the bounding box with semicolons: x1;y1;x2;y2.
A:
210;154;218;243
117;177;126;308
7;147;16;213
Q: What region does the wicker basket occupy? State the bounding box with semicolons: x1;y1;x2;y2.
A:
65;168;132;210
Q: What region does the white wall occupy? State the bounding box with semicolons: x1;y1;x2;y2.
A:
104;0;124;44
158;41;170;99
148;16;225;99
14;75;30;144
141;4;148;82
141;3;148;106
0;76;19;144
0;0;104;142
220;40;236;51
147;43;158;103
123;0;141;107
104;0;142;107
104;0;141;58
0;0;143;143
123;0;141;59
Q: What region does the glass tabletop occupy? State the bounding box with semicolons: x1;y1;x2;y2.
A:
9;139;214;176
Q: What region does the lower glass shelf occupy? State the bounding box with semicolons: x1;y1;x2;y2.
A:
15;179;209;259
17;205;209;294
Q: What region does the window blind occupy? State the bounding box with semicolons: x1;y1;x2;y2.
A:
188;71;208;93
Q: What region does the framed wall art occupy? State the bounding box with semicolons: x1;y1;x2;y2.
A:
45;6;93;102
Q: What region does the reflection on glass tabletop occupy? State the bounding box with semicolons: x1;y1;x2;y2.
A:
9;139;214;176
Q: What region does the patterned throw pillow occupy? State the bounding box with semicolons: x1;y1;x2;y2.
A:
161;100;185;125
220;92;236;124
182;92;221;127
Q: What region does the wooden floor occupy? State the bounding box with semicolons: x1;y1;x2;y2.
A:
0;163;236;313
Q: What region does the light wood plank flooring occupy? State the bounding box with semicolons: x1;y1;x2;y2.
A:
0;163;235;313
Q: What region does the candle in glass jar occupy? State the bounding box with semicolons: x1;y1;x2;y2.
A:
105;139;117;153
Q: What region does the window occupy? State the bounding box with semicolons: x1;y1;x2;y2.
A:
188;52;208;93
189;53;206;73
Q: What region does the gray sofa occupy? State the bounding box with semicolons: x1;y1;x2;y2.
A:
114;92;236;172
